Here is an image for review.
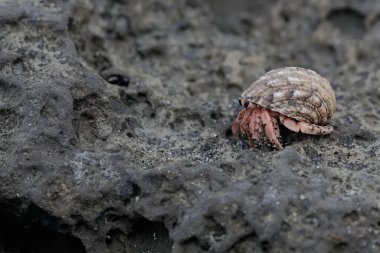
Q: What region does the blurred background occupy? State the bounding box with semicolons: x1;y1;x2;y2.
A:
1;0;380;252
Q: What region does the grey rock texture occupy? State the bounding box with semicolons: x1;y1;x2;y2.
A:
0;0;380;252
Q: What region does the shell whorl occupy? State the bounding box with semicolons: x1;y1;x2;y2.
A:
240;67;336;124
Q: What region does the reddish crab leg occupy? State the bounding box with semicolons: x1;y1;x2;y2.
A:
232;108;248;135
241;106;255;144
249;108;260;143
271;117;280;139
280;116;333;135
261;109;283;150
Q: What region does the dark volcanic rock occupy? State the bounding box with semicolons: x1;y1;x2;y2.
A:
1;0;380;252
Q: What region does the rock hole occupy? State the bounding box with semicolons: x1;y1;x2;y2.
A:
106;74;130;87
131;183;141;198
105;228;126;245
260;240;271;252
225;127;233;137
205;215;226;241
280;11;290;23
184;236;210;251
0;201;85;253
127;217;172;253
333;241;349;251
210;110;223;120
219;163;236;174
343;210;359;223
327;8;365;39
96;207;119;223
41;103;59;119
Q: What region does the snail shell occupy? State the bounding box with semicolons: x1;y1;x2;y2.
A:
240;67;336;124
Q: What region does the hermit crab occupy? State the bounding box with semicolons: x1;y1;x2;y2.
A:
232;67;336;150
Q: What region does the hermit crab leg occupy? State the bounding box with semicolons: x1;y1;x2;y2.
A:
232;108;248;135
271;117;281;139
247;108;264;147
240;106;254;134
249;108;260;142
260;109;283;150
280;116;333;135
269;111;281;139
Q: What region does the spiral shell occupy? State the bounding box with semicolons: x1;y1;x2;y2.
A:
240;67;336;124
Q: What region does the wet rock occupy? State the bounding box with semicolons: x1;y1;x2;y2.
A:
1;0;380;252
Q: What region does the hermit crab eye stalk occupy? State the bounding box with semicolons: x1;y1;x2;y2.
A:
238;98;249;108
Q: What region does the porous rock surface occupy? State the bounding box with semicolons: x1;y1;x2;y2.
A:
0;0;380;252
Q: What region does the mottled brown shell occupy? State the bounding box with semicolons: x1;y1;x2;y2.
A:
240;67;336;124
